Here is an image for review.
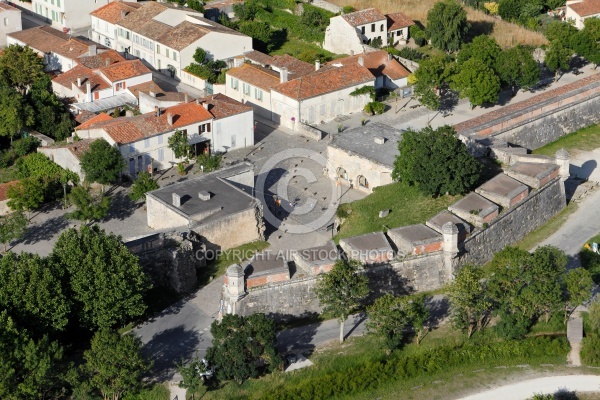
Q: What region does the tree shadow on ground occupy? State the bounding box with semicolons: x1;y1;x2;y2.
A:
102;189;140;222
274;311;322;357
465;20;495;43
14;215;69;246
142;326;202;381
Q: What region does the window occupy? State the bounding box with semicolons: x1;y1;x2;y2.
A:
173;52;177;61
51;0;54;5
157;44;160;54
51;10;55;21
166;48;169;58
254;88;263;101
116;82;126;91
380;24;384;32
199;123;211;133
157;148;164;161
371;23;375;32
157;135;163;145
230;77;238;90
144;138;150;148
57;0;60;7
243;83;250;95
3;18;7;26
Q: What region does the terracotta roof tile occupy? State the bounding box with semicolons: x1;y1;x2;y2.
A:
271;54;314;78
90;1;142;24
75;113;113;131
386;12;415;31
342;8;386;27
273;63;375;100
117;1;168;31
75;110;96;124
0;2;19;12
227;63;281;91
77;50;125;69
568;0;600;16
0;181;18;202
156;21;211;51
197;93;253;120
334;50;410;80
8;26;69;54
52;64;111;93
99;59;151;83
53;39;91;60
244;50;275;66
128;80;194;102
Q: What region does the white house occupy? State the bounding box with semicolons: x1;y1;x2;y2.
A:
225;63;284;119
89;1;142;50
323;8;414;54
566;0;600;29
31;0;121;32
0;2;21;48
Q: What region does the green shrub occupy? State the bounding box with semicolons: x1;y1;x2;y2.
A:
197;153;222;173
410;25;428;47
398;47;427;61
582;334;600;366
13;136;40;157
494;310;532;340
365;101;386;115
342;6;355;14
581;248;600;284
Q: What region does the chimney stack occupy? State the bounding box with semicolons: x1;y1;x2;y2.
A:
196;98;201;105
121;10;127;19
184;92;188;103
154;105;159;117
86;82;92;102
198;191;211;201
388;52;392;61
202;102;209;110
358;56;364;67
105;58;110;67
172;193;181;207
167;113;173;126
149;91;156;98
88;44;96;56
280;67;288;83
315;59;320;71
350;50;354;56
77;77;82;87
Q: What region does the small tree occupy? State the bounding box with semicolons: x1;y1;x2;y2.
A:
496;45;540;93
545;40;572;80
0;85;35;142
6;177;45;216
168;129;190;162
129;172;159;202
177;355;206;400
565;268;594;322
315;259;369;343
426;0;469;53
451;58;501;108
80;139;125;191
0;44;46;95
0;211;27;252
448;264;492;338
68;186;111;223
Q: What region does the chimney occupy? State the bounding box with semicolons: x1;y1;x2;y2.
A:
202;102;209;110
198;191;211;201
358;56;364;67
280;67;288;83
105;58;110;67
184;92;188;103
149;91;156;98
121;10;126;19
154;105;159;117
196;98;201;105
315;59;320;71
167;113;173;126
388;52;392;61
172;193;181;207
77;77;82;86
350;50;354;56
88;44;97;56
86;82;92;102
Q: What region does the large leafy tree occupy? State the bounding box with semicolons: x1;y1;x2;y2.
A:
177;355;206;400
545;21;578;43
545;39;572;78
168;129;190;161
129;171;159;202
51;225;150;330
206;313;281;384
81;329;150;400
0;210;28;252
0;44;45;95
426;0;469;53
0;311;65;400
0;252;70;334
457;35;501;71
565;268;594;322
570;30;600;67
68;186;111;223
0;84;35;141
451;58;501;107
27;74;73;141
392;125;481;197
498;0;522;21
80;139;125;190
315;259;369;343
496;45;540;92
448;264;492;338
6;177;45;215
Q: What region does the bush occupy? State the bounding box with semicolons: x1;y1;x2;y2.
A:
410;25;428;47
581;335;600;366
581;249;600;284
197;153;222;173
365;101;385;115
494;311;532;340
398;47;427;61
13;136;40;157
342;6;355;14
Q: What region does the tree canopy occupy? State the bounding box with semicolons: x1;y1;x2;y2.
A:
0;210;28;252
0;44;45;94
448;264;492;338
426;0;469;53
68;186;111;223
392;125;481;197
0;84;34;140
168;129;190;161
80;139;125;187
496;45;540;91
129;171;160;202
451;57;501;107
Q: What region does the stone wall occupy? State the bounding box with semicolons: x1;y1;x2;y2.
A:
197;204;264;250
327;145;393;192
459;178;565;266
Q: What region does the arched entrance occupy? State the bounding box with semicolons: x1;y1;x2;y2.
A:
337;167;348;180
357;175;369;189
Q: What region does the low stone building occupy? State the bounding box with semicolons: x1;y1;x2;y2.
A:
505;162;560;189
448;193;499;228
327;122;403;192
293;241;340;276
38;139;93;181
145;163;264;250
339;231;395;264
475;173;529;208
387;224;443;256
426;210;472;243
245;252;290;289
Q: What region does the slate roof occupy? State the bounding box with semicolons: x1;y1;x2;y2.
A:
386;12;415;30
333;50;410;80
341;8;386;26
197;93;253;120
90;1;142;24
568;0;600;16
99;59;151;83
273;62;374;100
77;50;126;69
52;64;111;93
227;63;281;91
8;26;69;53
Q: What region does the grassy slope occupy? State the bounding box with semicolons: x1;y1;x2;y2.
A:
533;124;600;157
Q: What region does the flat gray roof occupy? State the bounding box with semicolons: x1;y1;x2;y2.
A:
449;193;498;218
329;122;403;167
508;162;559;179
427;210;472;234
295;241;339;266
388;224;441;245
341;231;393;251
247;252;289;277
476;174;528;199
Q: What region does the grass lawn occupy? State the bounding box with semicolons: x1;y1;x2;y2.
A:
515;202;579;251
198;240;270;286
269;37;341;62
534;124;600;157
335;181;461;241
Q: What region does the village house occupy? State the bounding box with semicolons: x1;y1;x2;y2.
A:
323;8;414;55
0;2;21;48
89;1;143;50
566;0;600;29
31;0;121;32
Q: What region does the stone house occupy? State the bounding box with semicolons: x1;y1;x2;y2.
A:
0;3;21;48
145;162;264;250
31;0;117;32
323;8;414;54
38;138;92;181
566;0;600;29
327;122;403;192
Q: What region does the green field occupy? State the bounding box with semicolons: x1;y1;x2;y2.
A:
533;124;600;157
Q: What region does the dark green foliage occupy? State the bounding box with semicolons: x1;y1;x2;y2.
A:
350;85;376;99
177;355;206;398
0;44;45;94
168;129;190;160
426;0;469;52
544;21;578;43
129;171;159;202
545;39;573;76
68;186;111;223
27;74;73;140
370;37;383;48
457;35;501;70
494;310;532;340
571;30;600;66
0;210;27;252
397;47;427;61
410;24;428;47
239;21;284;53
364;101;385;115
233;0;261;21
196;153;222;173
392;125;482;197
581;248;600;284
260;336;569;399
448;264;491;337
301;7;327;29
80;138;126;186
451;58;501;107
498;0;522;21
187;49;229;83
51;225;150;330
342;6;355;14
0;84;34;140
12;135;39;157
206;313;282;384
6;177;45;212
413;82;441;111
496;45;540;91
581;335;600;366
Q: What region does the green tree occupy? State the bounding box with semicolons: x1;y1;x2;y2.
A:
168;129;190;161
565;267;594;322
302;8;325;28
583;17;600;42
588;299;600;334
82;329;150;400
27;74;73;141
51;225;150;330
80;139;125;190
448;264;492;338
0;84;35;141
426;0;469;53
392;125;481;197
451;58;501;107
457;35;501;71
68;185;111;223
544;20;578;43
315;259;369;343
187;0;204;12
571;29;600;67
529;246;568;322
496;45;540;92
545;39;572;78
206;313;281;384
0;311;65;400
239;21;280;53
6;177;45;215
0;210;27;252
233;0;260;21
129;171;159;202
0;252;70;333
0;44;45;95
193;47;209;65
177;355;206;399
498;0;522;21
413;82;441;112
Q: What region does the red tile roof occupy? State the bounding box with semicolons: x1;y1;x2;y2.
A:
128;80;194;102
197;93;253;120
342;8;386;27
53;39;91;60
8;26;69;54
52;64;111;93
67;139;94;160
83;102;213;144
271;54;314;78
77;50;126;69
244;50;275;66
0;181;18;202
568;0;600;16
386;12;415;31
75;113;113;131
227;63;281;91
99;59;151;83
335;50;410;80
273;63;375;100
0;2;19;12
90;1;142;24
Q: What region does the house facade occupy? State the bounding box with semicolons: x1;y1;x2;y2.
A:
0;3;22;48
225;63;281;119
31;0;117;32
90;1;142;50
566;0;600;29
